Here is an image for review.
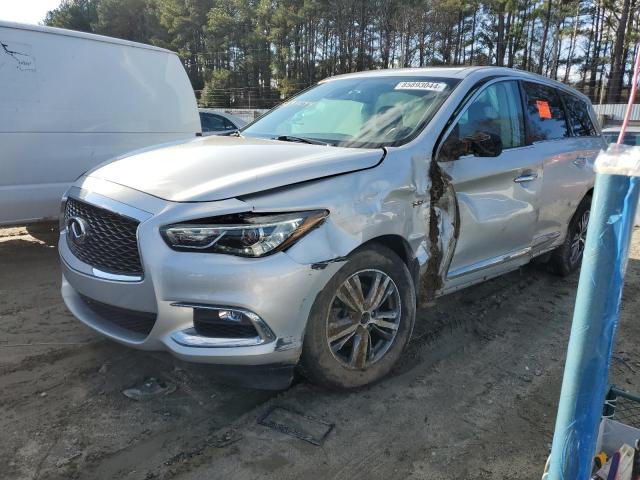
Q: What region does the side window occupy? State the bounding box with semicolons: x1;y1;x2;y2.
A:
522;82;569;141
438;80;524;161
561;93;597;137
223;118;236;130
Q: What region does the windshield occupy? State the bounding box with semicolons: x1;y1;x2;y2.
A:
242;76;459;148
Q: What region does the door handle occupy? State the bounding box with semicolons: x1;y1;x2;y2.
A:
573;156;588;167
514;173;538;183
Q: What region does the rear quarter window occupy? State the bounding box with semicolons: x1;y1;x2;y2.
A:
561;93;597;137
522;82;569;142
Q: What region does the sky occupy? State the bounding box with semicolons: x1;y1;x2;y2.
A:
0;0;61;25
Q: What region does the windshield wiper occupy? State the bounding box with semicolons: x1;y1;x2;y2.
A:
274;135;331;146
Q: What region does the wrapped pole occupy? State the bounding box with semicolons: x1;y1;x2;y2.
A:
547;47;640;479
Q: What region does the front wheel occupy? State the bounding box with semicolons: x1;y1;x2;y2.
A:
549;196;591;276
300;245;416;389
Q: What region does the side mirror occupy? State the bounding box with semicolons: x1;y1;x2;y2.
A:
464;131;503;157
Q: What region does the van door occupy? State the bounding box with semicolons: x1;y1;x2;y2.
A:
436;79;542;285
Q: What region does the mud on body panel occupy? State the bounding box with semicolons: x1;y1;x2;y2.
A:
419;161;459;304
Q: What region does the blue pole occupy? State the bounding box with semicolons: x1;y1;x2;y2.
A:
548;172;640;479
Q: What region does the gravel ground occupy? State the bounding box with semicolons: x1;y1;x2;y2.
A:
2;226;640;480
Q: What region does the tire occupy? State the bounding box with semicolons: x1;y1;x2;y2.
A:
25;222;58;245
549;195;591;276
300;245;416;390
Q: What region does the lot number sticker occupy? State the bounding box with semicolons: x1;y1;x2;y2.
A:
536;100;552;119
395;81;447;92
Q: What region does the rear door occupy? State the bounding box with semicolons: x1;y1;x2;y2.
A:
522;83;600;251
437;79;542;281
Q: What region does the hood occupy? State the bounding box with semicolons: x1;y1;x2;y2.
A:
88;135;384;202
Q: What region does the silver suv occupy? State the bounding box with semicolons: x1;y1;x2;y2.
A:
59;67;602;389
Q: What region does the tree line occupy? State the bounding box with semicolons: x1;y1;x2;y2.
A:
45;0;639;108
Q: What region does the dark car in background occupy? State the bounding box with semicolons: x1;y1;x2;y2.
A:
198;109;247;136
602;126;640;146
602;125;640;225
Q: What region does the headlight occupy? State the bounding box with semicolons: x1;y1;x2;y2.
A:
160;210;328;257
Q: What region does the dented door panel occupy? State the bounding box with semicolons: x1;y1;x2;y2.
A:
438;146;541;280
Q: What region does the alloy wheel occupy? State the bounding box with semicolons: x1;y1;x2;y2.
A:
570;209;590;266
326;269;402;370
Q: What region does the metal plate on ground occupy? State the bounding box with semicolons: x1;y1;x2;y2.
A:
257;406;334;445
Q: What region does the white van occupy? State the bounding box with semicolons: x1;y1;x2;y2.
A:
0;21;201;226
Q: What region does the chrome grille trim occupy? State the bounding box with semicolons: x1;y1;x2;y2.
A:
92;268;143;282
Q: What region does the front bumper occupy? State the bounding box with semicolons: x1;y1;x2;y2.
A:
59;182;342;368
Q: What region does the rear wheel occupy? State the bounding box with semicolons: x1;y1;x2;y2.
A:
300;245;416;390
549;196;591;276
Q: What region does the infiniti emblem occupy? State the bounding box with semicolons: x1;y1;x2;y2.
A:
67;216;89;244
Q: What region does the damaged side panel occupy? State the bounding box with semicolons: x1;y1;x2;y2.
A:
242;144;459;307
420;162;459;303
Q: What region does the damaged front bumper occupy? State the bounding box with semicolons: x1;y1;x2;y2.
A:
60;245;338;364
59;186;342;385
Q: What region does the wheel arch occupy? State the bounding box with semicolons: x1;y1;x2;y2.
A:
352;235;420;297
585;187;593;200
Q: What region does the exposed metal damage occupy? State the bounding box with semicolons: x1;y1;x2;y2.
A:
419;159;459;305
310;256;348;270
286;147;460;308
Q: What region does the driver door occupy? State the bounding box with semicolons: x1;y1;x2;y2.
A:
437;80;542;287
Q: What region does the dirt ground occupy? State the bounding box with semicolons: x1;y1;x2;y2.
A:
2;226;640;480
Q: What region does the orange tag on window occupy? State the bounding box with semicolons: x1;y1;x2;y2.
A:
536;100;552;119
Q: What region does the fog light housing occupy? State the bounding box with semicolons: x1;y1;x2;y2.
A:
170;303;276;348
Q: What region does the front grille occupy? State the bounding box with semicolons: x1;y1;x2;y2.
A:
65;198;143;276
80;295;157;336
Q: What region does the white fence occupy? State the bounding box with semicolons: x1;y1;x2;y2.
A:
593;104;640;123
206;108;270;124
